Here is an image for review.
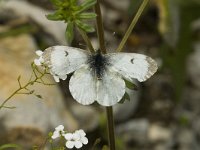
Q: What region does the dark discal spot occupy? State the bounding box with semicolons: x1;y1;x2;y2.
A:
131;58;134;64
65;51;68;56
88;50;109;79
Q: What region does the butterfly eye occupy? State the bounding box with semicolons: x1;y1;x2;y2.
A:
130;58;134;64
65;51;68;56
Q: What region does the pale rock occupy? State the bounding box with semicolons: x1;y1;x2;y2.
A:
148;124;172;142
114;88;139;122
192;17;200;31
1;0;66;44
187;43;200;88
70;104;99;131
176;129;200;150
153;144;169;150
104;0;129;12
101;5;127;34
116;119;149;144
0;34;77;145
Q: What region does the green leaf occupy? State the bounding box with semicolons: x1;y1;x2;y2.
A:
157;0;180;48
0;144;21;150
75;20;95;32
119;92;130;104
124;79;138;90
65;22;74;44
48;132;53;137
46;12;63;21
92;138;101;148
76;0;97;14
78;12;97;19
50;0;62;6
70;0;77;5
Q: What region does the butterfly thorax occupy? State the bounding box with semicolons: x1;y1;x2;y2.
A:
88;51;109;80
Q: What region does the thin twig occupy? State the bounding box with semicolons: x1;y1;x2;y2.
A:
94;0;106;54
94;0;115;149
0;66;50;109
116;0;149;52
77;27;95;53
106;106;116;150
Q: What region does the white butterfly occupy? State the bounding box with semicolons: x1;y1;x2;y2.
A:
34;46;158;106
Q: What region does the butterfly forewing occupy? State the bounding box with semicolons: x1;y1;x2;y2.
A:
106;53;158;82
43;46;89;76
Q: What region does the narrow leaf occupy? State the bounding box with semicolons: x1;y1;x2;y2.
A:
157;0;180;48
70;0;77;4
46;12;63;21
92;138;101;149
78;12;97;19
50;0;63;7
124;79;138;90
119;92;130;104
65;22;74;44
0;144;21;150
76;0;97;14
75;20;95;32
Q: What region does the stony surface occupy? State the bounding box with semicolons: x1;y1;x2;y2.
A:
114;88;139;122
1;0;66;44
0;34;77;146
70;104;99;131
0;0;200;150
187;43;200;88
116;119;149;144
148;124;172;142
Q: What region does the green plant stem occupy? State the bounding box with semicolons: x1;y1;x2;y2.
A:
94;0;115;149
116;0;149;52
94;0;106;54
106;106;116;150
77;28;95;53
0;67;48;109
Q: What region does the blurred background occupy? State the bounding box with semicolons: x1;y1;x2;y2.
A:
0;0;200;149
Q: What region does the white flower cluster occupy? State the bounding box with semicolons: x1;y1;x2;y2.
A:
51;125;88;149
34;50;67;82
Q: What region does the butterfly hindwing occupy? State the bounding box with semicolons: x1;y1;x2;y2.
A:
69;65;96;105
69;65;125;106
106;53;158;82
96;69;125;106
42;46;89;76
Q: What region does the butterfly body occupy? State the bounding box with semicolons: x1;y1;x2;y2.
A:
35;46;158;106
87;51;110;80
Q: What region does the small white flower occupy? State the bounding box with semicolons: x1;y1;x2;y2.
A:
64;129;88;149
51;125;65;139
34;50;44;66
34;50;67;82
75;129;88;145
